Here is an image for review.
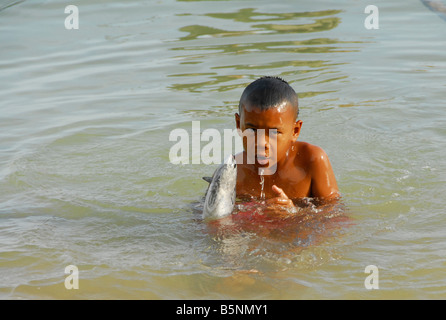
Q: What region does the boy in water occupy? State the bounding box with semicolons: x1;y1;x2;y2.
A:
235;76;339;208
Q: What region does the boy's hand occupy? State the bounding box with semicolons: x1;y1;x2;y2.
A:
266;185;294;208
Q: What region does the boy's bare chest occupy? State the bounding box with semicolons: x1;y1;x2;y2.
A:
236;165;311;199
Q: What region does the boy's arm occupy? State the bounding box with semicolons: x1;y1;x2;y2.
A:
309;146;339;200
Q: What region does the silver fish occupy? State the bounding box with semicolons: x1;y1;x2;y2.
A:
421;0;446;21
202;155;237;220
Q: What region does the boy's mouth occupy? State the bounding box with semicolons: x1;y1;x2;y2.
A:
256;155;270;166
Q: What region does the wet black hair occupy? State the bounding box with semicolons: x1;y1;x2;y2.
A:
238;76;299;120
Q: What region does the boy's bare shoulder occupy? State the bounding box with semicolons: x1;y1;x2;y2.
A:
295;141;328;164
296;141;338;199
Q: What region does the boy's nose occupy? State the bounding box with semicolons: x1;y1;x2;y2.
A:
256;130;270;156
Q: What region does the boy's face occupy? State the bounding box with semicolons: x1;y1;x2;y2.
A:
235;102;302;171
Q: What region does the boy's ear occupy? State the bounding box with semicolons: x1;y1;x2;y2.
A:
235;113;240;130
293;120;303;139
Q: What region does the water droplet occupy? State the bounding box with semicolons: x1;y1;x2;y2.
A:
259;168;265;200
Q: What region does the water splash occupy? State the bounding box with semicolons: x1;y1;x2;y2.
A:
259;168;265;200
